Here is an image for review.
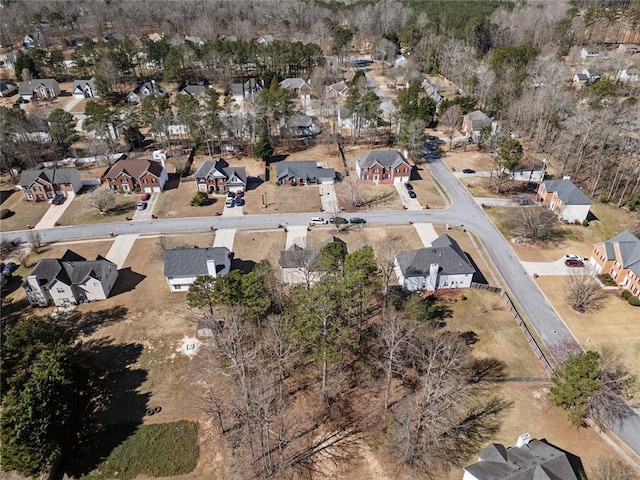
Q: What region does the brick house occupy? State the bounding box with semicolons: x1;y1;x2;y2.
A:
355;150;411;184
194;158;246;193
462;110;492;142
536;178;591;223
17;168;82;201
590;230;640;296
101;158;168;193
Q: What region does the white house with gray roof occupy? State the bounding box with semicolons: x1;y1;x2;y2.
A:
463;433;582;480
355;150;411;184
23;250;118;307
164;247;232;292
72;78;98;98
18;78;60;101
536;178;591;223
394;234;476;291
275;161;334;185
279;237;346;285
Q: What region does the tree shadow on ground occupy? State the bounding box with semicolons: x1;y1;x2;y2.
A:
62;305;129;337
107;201;137;216
231;258;257;273
109;268;146;297
359;191;395;207
266;154;288;167
0;189;15;205
61;338;149;478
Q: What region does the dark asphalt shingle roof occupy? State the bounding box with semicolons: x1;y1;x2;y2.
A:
181;85;207;97
276;161;322;181
102;159;164;179
600;230;640;276
542;179;591;206
464;439;581;480
18;168;81;188
28;249;116;288
279;237;346;269
164;247;231;277
464;110;492;131
18;78;60;96
194;158;246;184
356;150;407;170
395;234;475;277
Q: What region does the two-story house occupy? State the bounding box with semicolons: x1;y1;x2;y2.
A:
127;81;168;103
194;158;246;193
72;78;98;98
462;110;492;142
17;168;82;201
279;78;312;97
355;150;411;185
590;230;640;297
23;249;119;307
101;158;168;193
394;234;476;292
18;78;60;101
164;246;232;292
536;178;591;223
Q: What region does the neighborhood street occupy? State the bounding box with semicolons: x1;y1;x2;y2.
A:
3;158;640;459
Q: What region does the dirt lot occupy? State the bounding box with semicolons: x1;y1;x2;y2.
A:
488;203;639;262
306;224;423;254
245;182;323;214
334;181;403;212
154;181;225;218
232;229;286;271
55;189;138;226
536;276;640;385
0;188;50;232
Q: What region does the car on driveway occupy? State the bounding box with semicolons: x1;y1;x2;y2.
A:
235;198;245;206
136;201;147;210
141;193;151;201
225;197;235;207
405;182;413;191
310;217;328;225
564;258;584;268
2;262;18;276
329;216;348;225
462;168;476;174
349;217;366;224
52;194;66;205
408;191;417;199
563;254;581;261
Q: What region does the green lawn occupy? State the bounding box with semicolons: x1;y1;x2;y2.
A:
81;421;199;480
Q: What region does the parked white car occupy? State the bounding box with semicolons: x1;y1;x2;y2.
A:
310;217;328;225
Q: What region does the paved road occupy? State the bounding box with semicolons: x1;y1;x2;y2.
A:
3;159;640;459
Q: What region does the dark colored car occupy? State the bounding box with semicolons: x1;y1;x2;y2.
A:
462;169;476;174
52;194;66;205
564;258;584;268
235;198;245;206
2;262;18;275
405;182;413;191
329;216;348;225
17;97;30;104
227;191;235;198
235;190;244;198
141;193;151;201
408;191;417;199
349;217;366;224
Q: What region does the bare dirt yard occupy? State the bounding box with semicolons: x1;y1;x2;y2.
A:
56;190;138;226
232;229;286;271
154;180;224;219
536;276;640;385
244;182;323;215
306;224;423;254
334;181;403;212
0;188;50;232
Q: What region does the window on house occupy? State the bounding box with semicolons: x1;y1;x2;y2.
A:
383;174;389;179
395;169;399;173
121;178;128;183
404;168;408;172
142;178;148;183
33;186;41;191
374;168;380;173
151;178;157;183
363;175;369;179
56;287;65;293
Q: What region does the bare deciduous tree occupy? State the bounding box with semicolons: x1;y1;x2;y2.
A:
507;206;558;242
440;104;463;149
345;173;363;208
590;456;639;480
26;230;43;253
565;268;608;313
87;185;116;214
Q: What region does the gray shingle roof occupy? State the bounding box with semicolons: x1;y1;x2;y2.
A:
164;247;231;277
542;179;591;206
181;85;207;97
279;237;346;269
464;439;581;480
18;168;81;188
464;110;492;131
73;78;96;94
276;161;323;182
195;158;227;178
356;150;407;170
395;234;475;277
28;249;116;288
601;230;640;276
18;78;60;96
280;78;308;90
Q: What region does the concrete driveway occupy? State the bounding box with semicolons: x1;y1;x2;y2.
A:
133;193;160;221
34;193;76;229
319;183;339;213
413;223;439;247
285;225;308;249
521;258;588;276
105;234;137;269
213;229;237;251
395;183;422;210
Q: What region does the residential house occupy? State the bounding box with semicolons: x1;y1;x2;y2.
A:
231;78;262;103
17;168;82;201
617;68;640;82
194;158;247;193
394;54;409;68
281;114;322;137
394;234;476;291
127;81;168;103
326;80;350;98
536;178;591;223
72;78;98;98
23;250;118;307
580;47;601;59
421;79;442;104
355;150;411;184
221;35;238;42
23;32;45;49
180;84;208;102
184;35;205;46
279;78;312;96
164;246;232;292
590;230;640;297
337;106;355;129
462;110;492;142
572;72;589;84
256;34;275;45
103;33;125;42
0;80;18;97
18;78;60;101
275;161;335;185
82;118;123;141
279;237;346;285
13;118;51;143
582;68;604;83
0;51;19;70
506;158;547;182
463;433;582;480
101;158;168;193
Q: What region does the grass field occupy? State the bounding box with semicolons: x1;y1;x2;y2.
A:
56;191;138;226
80;421;199;480
0;189;50;232
244;181;323;214
154;183;224;218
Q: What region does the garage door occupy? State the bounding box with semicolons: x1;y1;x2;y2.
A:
394;177;402;184
152;187;161;192
143;187;152;193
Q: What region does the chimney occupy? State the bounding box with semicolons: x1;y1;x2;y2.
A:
206;258;217;277
515;433;531;448
426;263;439;291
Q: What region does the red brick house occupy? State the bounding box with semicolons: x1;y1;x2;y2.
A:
194;158;246;193
355;150;412;184
101;158;168;193
18;168;82;201
590;230;640;296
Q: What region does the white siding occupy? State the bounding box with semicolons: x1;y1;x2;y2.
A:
561;204;590;223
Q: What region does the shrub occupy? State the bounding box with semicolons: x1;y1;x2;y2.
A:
190;192;209;206
621;290;632;300
628;295;640;306
628;195;640;212
0;209;12;219
582;220;589;227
